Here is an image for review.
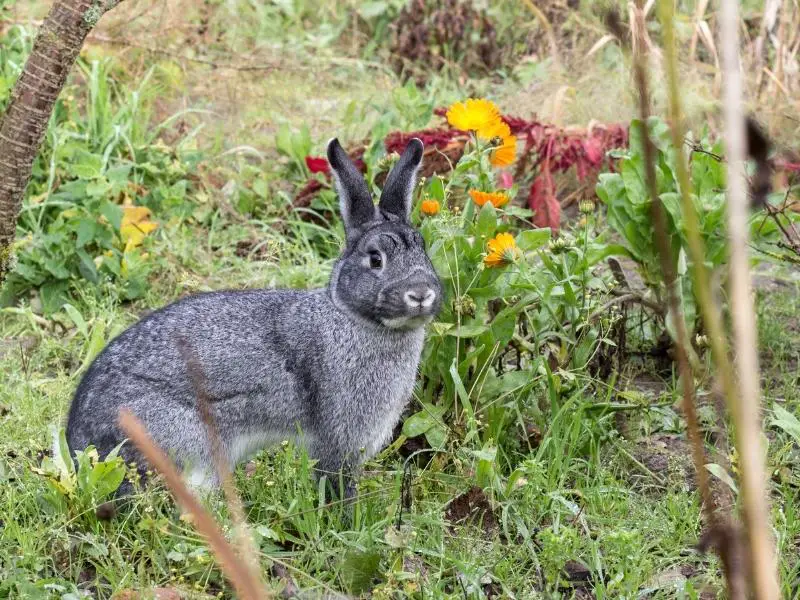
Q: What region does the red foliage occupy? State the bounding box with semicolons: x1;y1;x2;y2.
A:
294;179;327;208
305;156;330;174
295;111;630;229
384;128;463;153
504;116;628;181
498;170;514;189
528;168;560;231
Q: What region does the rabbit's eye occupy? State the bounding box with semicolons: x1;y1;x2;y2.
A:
368;251;383;269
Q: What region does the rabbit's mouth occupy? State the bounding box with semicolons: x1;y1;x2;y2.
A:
380;313;436;331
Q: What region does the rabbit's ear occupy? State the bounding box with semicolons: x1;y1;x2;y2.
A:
379;138;423;221
327;138;375;234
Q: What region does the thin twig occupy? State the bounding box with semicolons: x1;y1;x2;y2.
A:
630;2;722;590
176;337;267;595
117;410;272;600
719;0;781;597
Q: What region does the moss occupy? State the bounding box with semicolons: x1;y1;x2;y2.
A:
82;4;103;28
0;241;14;281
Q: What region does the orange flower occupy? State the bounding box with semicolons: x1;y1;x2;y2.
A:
484;232;519;268
446;99;501;133
469;189;509;209
489;134;517;167
420;198;440;216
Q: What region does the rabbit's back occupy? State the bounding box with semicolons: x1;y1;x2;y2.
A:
67;289;318;463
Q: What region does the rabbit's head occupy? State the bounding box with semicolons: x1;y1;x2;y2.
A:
327;138;442;330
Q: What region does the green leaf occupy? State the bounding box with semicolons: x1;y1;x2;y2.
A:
40;281;69;314
475;202;497;239
620;155;647;204
449;359;474;422
585;243;632;266
402;411;436;437
52;426;75;479
490;311;517;347
424;423;447;449
516;228;551;251
358;1;388;18
75;219;96;248
76;249;98;284
62;303;88;337
89;459;126;499
71;152;103;179
705;463;738;495
100;201;123;232
86;178;112;199
341;548;381;594
80;320;106;372
429;176;445;203
446;324;488;338
771;404;800;447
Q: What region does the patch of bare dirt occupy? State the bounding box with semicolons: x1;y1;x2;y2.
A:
444;486;498;535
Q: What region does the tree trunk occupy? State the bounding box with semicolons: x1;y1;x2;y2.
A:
0;0;121;286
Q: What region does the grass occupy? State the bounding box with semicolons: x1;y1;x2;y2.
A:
1;0;800;597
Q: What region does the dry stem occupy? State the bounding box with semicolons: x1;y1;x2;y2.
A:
118;410;272;600
719;0;781;596
629;1;736;595
176;337;267;594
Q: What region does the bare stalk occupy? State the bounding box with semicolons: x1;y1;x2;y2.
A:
118;410;272;600
176;337;267;594
719;0;780;596
628;3;738;595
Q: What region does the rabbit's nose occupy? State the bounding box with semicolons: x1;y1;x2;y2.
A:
404;287;436;308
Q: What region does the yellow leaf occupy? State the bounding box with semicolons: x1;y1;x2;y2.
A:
120;205;158;249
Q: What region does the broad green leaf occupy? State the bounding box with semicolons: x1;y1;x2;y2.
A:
76;219;96;248
100;201;123;231
429;176;445;203
771;404;800;447
446;324;488;338
402;410;437;437
425;423;447;449
358;1;388;18
475;202;497;239
517;228;551;251
76;249;99;284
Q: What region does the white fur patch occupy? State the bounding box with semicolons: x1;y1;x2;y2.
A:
380;314;433;330
227;430;315;466
185;467;215;492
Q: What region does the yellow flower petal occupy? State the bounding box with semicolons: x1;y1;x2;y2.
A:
484;232;519;268
476;118;511;141
446;98;501;133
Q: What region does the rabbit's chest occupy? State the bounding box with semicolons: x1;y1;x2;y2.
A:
331;330;424;455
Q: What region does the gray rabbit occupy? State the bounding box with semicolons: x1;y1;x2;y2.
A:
66;138;442;497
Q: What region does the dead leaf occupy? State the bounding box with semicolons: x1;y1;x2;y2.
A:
121;205;158;252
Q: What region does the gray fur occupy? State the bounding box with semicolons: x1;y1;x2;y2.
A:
66;138;441;496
